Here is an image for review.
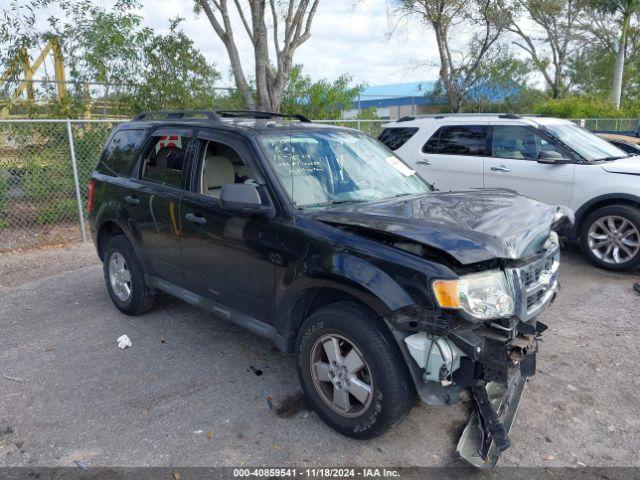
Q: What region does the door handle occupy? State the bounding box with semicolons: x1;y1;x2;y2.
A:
417;159;432;165
185;212;207;225
491;165;511;172
124;195;140;205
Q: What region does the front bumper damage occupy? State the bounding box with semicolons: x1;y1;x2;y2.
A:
400;319;548;468
456;369;527;468
454;321;547;468
390;231;561;468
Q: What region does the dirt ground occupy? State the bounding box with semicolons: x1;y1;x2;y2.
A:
0;242;639;468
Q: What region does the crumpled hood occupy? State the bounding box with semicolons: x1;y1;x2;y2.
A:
310;189;571;265
600;157;640;175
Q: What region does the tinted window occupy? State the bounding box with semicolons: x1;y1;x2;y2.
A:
610;140;639;154
491;125;564;160
141;135;191;188
422;129;440;153
99;129;145;176
378;127;418;150
437;126;487;155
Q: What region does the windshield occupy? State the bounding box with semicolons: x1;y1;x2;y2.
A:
541;123;628;161
258;130;430;208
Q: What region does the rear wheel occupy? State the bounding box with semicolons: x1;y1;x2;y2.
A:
296;301;414;439
579;205;640;270
102;235;156;315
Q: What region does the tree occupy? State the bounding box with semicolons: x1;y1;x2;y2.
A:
128;18;222;112
49;0;149;100
589;0;640;108
396;0;510;112
195;0;319;112
506;0;582;99
280;65;363;119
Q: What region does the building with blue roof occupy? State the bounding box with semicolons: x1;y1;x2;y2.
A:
346;80;514;119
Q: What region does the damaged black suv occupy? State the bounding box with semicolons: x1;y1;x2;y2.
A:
88;110;571;468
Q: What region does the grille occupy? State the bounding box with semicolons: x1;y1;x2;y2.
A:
506;237;560;321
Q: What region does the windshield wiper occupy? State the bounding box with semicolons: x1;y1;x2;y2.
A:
599;155;627;162
300;199;369;209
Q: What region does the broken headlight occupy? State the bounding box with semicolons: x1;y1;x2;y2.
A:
432;270;515;321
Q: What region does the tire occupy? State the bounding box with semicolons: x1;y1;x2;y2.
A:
102;235;156;315
579;205;640;271
296;301;414;439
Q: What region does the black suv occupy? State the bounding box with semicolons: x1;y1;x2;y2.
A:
88;110;571;468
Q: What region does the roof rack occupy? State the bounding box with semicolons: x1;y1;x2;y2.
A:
395;113;549;122
216;110;311;123
132;109;312;123
133;110;222;121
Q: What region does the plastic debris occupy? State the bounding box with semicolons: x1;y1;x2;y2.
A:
74;460;89;470
1;374;23;383
543;454;556;461
117;335;132;350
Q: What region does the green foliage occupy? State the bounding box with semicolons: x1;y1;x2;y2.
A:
51;0;149;95
125;18;221;112
281;65;364;119
531;95;640;117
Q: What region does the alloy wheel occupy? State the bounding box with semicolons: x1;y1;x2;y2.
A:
108;252;132;302
587;215;640;265
309;334;373;417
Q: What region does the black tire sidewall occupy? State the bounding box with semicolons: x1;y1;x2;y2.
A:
579;205;640;271
296;303;412;439
102;235;146;314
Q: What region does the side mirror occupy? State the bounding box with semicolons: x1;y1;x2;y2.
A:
220;184;270;214
537;150;572;164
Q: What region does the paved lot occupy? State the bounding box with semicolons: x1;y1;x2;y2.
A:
0;242;639;468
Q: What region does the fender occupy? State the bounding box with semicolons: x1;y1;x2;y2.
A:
574;193;640;230
94;202;152;273
274;252;416;343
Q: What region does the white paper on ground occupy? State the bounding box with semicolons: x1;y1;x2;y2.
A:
117;335;132;349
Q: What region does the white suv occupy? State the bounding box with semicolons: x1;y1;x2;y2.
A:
379;114;640;270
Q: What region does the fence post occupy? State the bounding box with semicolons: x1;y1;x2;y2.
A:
66;119;87;242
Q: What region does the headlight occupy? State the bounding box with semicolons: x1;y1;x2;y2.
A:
432;270;515;320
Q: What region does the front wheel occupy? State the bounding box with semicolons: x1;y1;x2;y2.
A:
579;205;640;270
296;302;414;439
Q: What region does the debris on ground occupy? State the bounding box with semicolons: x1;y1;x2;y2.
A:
1;374;24;383
275;392;310;418
266;396;274;411
207;431;213;440
0;426;14;437
73;460;89;470
117;335;132;350
543;454;556;461
248;366;263;376
633;283;640;294
194;430;203;434
160;337;167;344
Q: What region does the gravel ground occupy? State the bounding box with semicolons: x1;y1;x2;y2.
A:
0;242;639;468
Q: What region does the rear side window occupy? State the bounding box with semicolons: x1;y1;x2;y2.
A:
378;127;418;150
98;129;146;176
140;135;191;188
422;125;487;156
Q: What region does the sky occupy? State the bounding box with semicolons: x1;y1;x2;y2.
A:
138;0;441;88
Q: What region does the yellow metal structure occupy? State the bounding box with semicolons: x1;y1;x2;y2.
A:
0;37;67;117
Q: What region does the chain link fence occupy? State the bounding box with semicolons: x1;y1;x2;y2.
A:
1;117;637;252
0;119;123;252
